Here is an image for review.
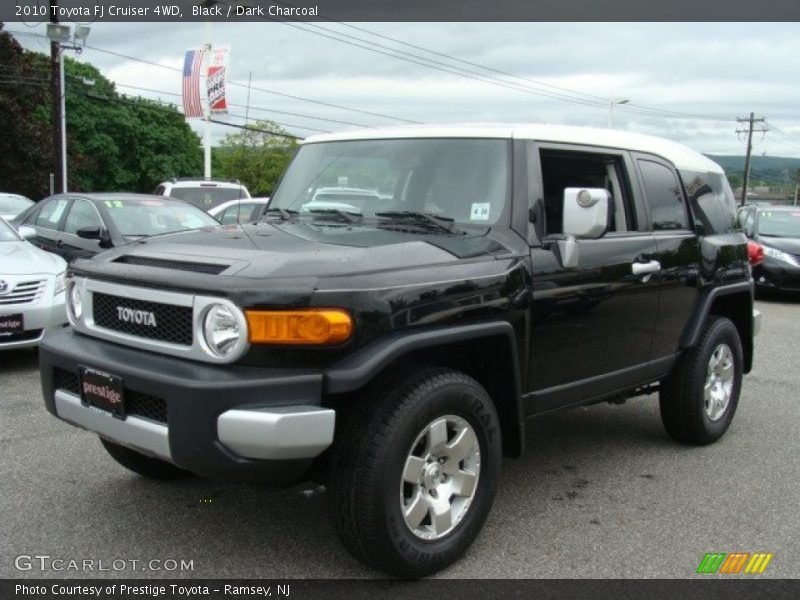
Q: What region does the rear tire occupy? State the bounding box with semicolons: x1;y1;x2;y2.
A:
659;316;743;445
100;438;190;480
327;367;502;578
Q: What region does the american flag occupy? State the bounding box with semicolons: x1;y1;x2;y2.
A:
182;49;205;119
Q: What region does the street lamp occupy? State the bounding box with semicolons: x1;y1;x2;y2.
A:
46;24;90;194
608;97;629;128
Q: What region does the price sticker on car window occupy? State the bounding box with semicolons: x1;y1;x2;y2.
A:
470;203;491;221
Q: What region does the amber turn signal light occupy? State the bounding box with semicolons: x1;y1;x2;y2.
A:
245;309;353;345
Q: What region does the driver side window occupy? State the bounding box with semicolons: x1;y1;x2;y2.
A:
64;199;103;235
539;149;634;236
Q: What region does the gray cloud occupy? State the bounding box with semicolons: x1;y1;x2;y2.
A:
10;21;800;157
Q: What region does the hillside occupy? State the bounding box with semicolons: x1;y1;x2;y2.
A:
706;154;800;185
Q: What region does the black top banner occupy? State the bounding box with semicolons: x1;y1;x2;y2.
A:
4;579;800;600
4;0;800;22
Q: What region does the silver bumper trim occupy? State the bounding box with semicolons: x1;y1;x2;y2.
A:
217;406;335;460
54;390;171;461
753;309;762;337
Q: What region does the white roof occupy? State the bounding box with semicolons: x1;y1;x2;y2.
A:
303;123;723;174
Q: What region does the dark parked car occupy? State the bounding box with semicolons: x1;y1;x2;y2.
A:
12;193;219;262
39;125;758;577
738;204;800;292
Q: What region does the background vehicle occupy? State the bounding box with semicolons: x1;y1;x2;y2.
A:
39;124;757;578
0;193;34;221
155;178;251;212
0;217;66;350
738;204;800;292
12;193;219;263
208;197;270;224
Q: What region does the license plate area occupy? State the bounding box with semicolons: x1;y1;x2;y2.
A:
79;367;125;419
0;313;24;337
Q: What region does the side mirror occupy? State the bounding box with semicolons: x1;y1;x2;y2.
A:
77;226;113;248
17;225;36;241
558;188;610;269
563;188;610;239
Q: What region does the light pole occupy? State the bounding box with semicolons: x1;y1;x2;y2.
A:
46;23;90;194
608;97;629;128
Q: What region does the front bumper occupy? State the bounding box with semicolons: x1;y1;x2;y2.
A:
0;292;66;350
40;328;334;485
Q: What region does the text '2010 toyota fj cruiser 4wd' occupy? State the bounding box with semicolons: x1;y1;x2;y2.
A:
40;124;760;577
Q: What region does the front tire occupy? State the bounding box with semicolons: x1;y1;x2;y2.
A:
327;367;502;578
100;438;191;480
659;316;743;445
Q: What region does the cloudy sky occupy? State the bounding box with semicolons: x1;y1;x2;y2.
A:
10;21;800;158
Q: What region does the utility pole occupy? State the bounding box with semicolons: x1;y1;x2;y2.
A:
49;0;63;194
736;112;768;206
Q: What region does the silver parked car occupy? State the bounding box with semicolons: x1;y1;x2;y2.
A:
0;193;34;221
0;218;67;350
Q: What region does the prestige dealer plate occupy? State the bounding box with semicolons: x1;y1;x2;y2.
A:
79;367;126;419
0;313;24;337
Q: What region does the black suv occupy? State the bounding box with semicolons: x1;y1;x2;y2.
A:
39;125;759;577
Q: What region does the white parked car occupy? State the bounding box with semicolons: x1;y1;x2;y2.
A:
154;179;251;212
0;218;67;350
0;193;34;221
208;197;270;224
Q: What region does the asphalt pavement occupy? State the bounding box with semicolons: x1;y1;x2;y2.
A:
1;296;798;579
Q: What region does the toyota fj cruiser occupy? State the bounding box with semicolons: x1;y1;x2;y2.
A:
40;124;759;577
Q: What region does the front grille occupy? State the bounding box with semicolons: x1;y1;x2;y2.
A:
0;328;43;343
0;279;46;306
54;367;168;423
127;390;168;423
92;292;193;346
115;255;229;274
54;367;80;394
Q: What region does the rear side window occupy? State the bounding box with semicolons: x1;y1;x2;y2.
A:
638;160;689;231
34;198;69;230
681;170;737;234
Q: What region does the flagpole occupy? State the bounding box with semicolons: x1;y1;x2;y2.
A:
203;21;212;179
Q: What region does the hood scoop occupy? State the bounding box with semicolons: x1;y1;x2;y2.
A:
114;255;230;275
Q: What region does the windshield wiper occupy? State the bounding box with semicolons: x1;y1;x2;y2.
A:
306;208;363;224
374;211;457;233
262;207;299;221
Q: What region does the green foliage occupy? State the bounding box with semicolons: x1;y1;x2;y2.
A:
0;24;52;199
0;25;202;198
214;120;297;196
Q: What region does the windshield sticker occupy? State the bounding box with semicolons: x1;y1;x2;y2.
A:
104;200;124;208
470;203;491;221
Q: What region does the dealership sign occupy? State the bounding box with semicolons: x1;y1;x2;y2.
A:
206;44;230;115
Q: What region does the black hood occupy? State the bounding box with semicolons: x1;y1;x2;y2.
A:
756;235;800;255
76;221;514;283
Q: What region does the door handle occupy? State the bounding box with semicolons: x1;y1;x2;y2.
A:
632;260;661;275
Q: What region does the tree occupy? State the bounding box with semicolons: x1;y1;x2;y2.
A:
0;25;203;198
214;120;297;196
0;23;52;199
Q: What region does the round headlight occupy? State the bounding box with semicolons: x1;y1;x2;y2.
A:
66;280;82;325
202;303;244;358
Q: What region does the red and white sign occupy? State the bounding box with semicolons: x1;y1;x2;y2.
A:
206;44;230;115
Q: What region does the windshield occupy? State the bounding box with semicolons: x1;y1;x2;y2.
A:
269;139;510;226
100;198;220;237
0;194;33;215
757;210;800;238
169;187;248;210
0;218;20;242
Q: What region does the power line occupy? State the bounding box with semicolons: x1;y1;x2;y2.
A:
112;82;373;128
266;3;734;123
6;29;419;125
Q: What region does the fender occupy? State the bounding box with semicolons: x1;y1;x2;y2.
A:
680;280;754;373
324;321;525;456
